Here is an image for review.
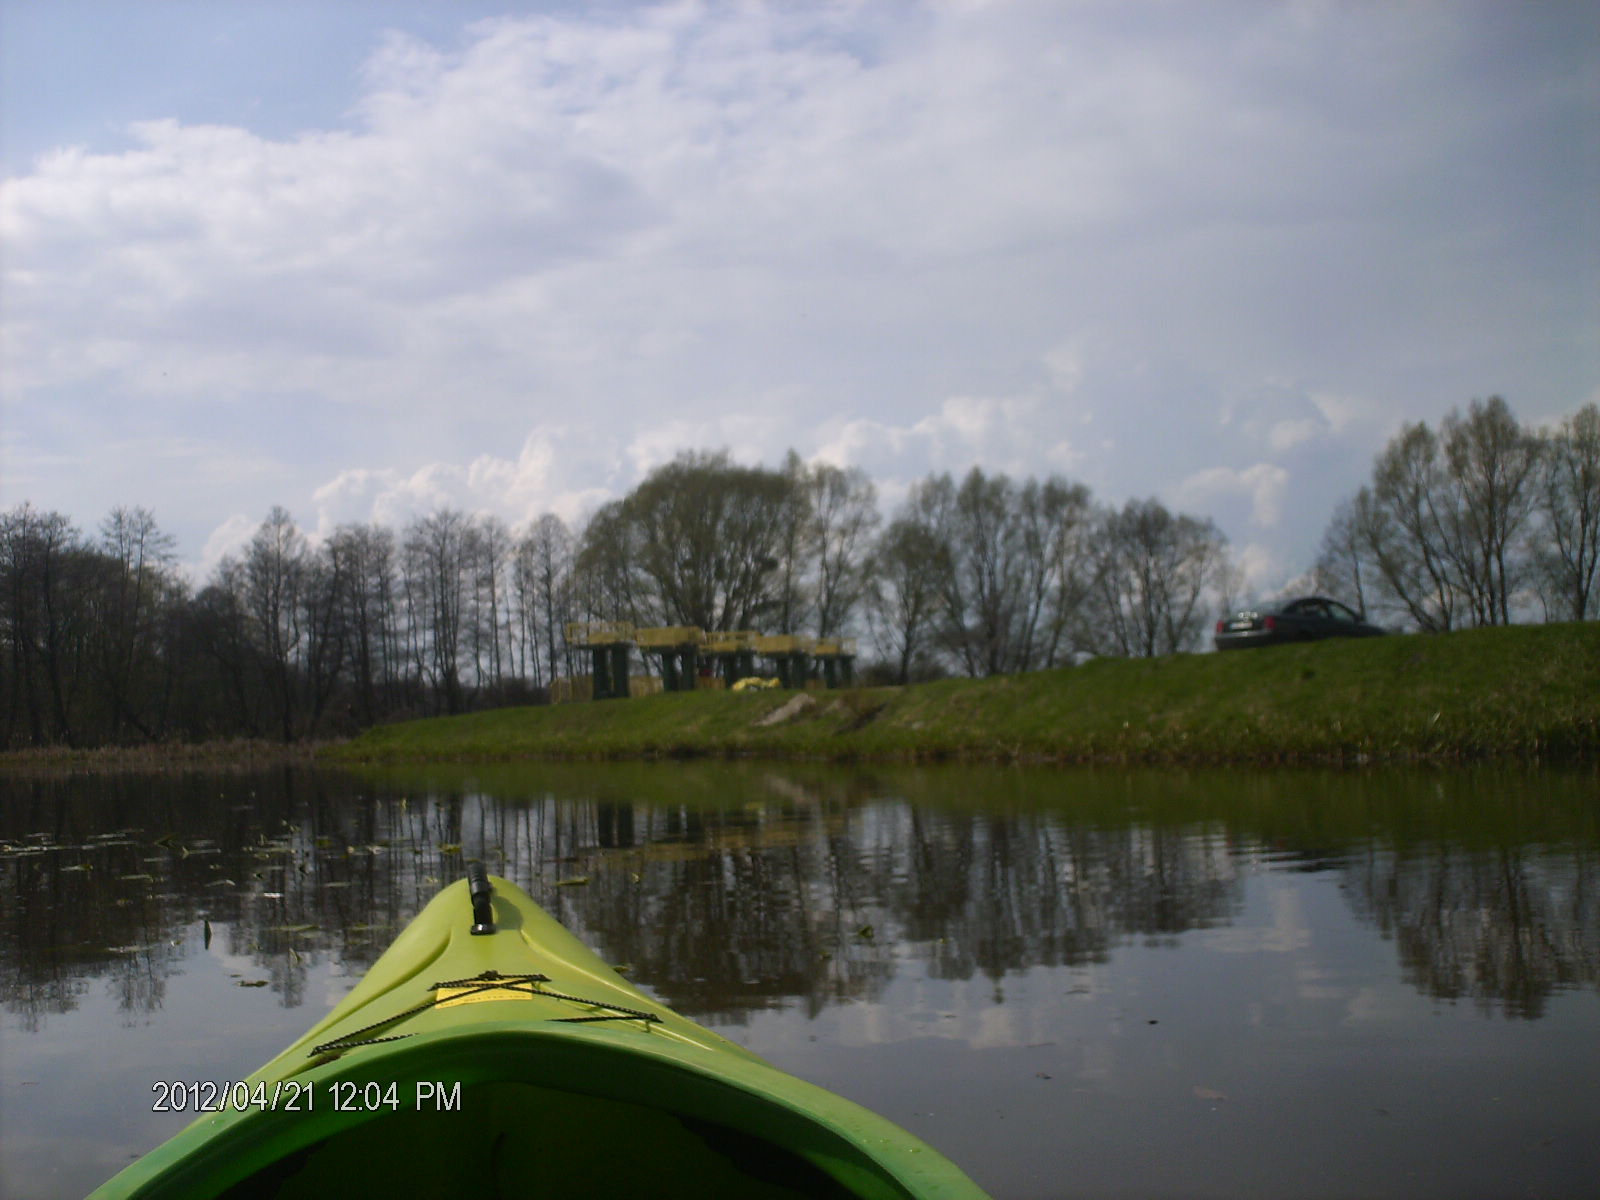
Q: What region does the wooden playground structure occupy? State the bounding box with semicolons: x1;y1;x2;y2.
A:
564;623;857;701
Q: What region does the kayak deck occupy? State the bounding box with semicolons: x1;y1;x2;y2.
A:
92;874;988;1200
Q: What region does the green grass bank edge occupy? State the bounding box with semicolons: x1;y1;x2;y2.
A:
322;623;1599;768
0;738;323;774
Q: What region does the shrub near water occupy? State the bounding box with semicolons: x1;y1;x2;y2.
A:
325;623;1599;766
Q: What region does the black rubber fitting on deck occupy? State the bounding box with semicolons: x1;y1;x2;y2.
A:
467;863;496;935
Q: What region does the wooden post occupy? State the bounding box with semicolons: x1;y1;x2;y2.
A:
610;644;630;699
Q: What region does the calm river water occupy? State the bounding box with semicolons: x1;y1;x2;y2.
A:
2;762;1597;1199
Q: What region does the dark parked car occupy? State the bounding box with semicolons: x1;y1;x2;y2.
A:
1214;596;1384;650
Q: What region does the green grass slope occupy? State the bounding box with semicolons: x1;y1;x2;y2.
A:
324;622;1599;767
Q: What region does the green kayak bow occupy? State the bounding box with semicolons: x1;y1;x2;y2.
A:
90;869;989;1199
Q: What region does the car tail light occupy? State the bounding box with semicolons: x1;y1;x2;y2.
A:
1215;620;1225;633
1264;615;1277;631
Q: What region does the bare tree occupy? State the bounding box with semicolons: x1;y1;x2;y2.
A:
769;451;815;636
403;510;473;715
0;505;94;745
298;540;348;734
1090;498;1229;657
325;523;399;726
1534;403;1600;620
243;507;307;741
1325;398;1552;631
95;506;178;740
938;469;1025;676
807;461;879;639
864;492;949;685
191;558;263;738
582;451;800;632
516;513;574;690
1020;477;1096;668
1365;423;1462;631
1312;494;1374;617
572;500;656;630
923;469;1099;675
1437;397;1540;625
470;515;514;693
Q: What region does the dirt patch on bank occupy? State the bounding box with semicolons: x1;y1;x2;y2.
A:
754;693;817;727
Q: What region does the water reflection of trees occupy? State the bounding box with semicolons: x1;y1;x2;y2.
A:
1344;843;1600;1018
888;809;1239;985
3;764;1596;1028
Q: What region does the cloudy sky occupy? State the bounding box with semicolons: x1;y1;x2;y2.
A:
3;0;1596;590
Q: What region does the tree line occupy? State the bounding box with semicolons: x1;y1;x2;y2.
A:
3;396;1593;748
1314;398;1599;630
0;502;582;748
1;453;1233;747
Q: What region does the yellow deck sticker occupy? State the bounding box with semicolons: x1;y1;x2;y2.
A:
435;983;539;1008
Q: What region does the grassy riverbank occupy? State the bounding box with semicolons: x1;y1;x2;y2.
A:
0;738;322;773
324;622;1598;767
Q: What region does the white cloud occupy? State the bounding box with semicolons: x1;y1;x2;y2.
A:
1308;390;1392;440
1043;342;1089;397
1176;463;1290;528
811;416;902;470
1231;541;1288;597
911;396;1034;468
196;514;256;580
1267;418;1321;453
623;408;790;479
804;390;1096;493
308;428;621;538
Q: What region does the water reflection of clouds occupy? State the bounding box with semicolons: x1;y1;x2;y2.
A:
775;968;1089;1051
1340;985;1412;1026
203;924;263;979
806;972;1094;1056
1199;878;1313;955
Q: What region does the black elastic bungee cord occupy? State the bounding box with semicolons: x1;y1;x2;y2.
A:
309;970;660;1058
